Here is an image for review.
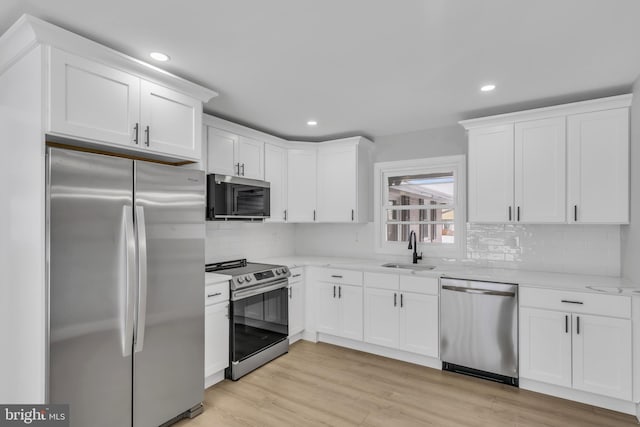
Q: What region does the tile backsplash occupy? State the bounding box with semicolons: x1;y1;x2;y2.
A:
463;223;621;276
205;222;296;263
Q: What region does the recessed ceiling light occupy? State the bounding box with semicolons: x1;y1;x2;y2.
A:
307;120;318;126
480;84;496;92
149;52;170;62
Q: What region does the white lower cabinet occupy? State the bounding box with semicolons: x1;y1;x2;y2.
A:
204;301;229;378
288;276;305;337
316;282;363;341
363;273;439;358
520;305;632;400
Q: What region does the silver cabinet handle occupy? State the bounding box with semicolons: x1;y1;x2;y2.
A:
574;205;578;222
122;206;136;357
338;286;342;299
351;209;354;221
241;163;245;176
133;123;139;145
134;205;148;353
144;125;150;146
235;163;240;175
576;316;580;335
394;293;397;307
508;206;512;221
517;206;520;222
441;285;515;297
400;293;403;308
333;285;336;298
284;209;287;221
565;315;569;333
292;274;302;278
331;275;343;278
207;292;222;298
313;209;316;221
561;300;583;305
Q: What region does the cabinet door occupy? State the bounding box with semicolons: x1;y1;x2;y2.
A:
364;288;399;348
140;80;202;160
49;48;140;147
207;127;238;176
288;282;305;336
468;124;515;223
567;108;629;224
399;292;438;357
316;145;357;222
514;118;566;223
287;148;317;222
264;144;288;222
204;303;229;377
315;282;339;335
236;136;264;180
572;314;632;400
339;285;363;341
519;308;572;387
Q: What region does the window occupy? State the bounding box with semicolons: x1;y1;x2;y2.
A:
374;156;465;257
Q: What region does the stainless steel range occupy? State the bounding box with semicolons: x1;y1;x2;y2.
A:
206;259;290;380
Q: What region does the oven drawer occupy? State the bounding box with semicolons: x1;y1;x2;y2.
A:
205;282;229;306
318;268;362;286
520;287;631;318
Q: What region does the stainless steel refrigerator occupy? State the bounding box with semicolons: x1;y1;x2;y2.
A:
47;147;205;427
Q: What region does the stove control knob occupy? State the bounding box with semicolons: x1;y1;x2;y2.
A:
275;269;282;275
245;275;252;282
237;277;244;284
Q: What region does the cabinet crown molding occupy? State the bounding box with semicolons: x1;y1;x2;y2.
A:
0;14;218;102
459;94;632;130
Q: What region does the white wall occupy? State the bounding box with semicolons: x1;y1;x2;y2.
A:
374;125;466;161
621;76;640;282
205;222;295;263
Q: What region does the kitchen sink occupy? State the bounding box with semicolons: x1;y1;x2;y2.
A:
381;263;436;271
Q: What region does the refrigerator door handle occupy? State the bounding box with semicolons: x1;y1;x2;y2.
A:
134;205;148;353
122;206;136;357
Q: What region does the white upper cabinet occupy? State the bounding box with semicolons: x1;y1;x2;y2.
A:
287;148;317;222
468;124;514;223
207;127;237;176
567;108;629;224
462;95;631;225
206;125;264;179
264;144;288;223
514;117;566;223
140;80;201;160
49;48;205;161
49;48;140;148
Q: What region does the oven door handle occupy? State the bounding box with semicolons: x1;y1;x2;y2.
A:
232;280;289;301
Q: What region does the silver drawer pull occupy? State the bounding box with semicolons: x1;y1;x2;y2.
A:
331;275;343;278
441;285;515;297
561;300;583;305
207;292;222;298
292;274;302;278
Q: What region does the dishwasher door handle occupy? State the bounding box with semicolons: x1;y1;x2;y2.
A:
442;285;516;297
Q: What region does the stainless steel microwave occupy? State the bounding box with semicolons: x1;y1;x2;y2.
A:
206;174;270;220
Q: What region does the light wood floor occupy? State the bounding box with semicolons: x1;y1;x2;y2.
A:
176;340;638;427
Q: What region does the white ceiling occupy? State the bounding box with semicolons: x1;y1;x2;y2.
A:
2;1;640;141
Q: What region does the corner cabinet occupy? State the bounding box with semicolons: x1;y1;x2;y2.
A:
49;47;204;161
264;143;288;222
287;147;318;222
462;95;631;225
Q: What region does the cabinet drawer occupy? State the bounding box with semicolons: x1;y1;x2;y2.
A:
318;268;362;286
400;275;439;295
364;272;399;290
520;287;630;318
205;283;229;306
289;267;304;283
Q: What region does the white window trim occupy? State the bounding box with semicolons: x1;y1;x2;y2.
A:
373;155;466;258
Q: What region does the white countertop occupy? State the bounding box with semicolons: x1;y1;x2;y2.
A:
205;272;232;285
258;256;640;296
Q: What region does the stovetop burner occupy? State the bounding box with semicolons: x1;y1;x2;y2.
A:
206;258;290;290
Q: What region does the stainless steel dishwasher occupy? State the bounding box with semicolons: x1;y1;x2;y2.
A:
440;277;519;386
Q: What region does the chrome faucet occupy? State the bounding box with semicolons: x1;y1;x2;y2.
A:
407;230;423;264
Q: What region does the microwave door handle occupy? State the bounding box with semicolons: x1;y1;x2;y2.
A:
134;205;148;353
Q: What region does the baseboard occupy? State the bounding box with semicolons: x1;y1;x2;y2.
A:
289;331;304;344
302;330;317;343
204;370;225;389
315;333;441;370
519;378;636;415
636;402;640;422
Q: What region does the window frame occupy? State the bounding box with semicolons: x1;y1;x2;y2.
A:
373;155;466;258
